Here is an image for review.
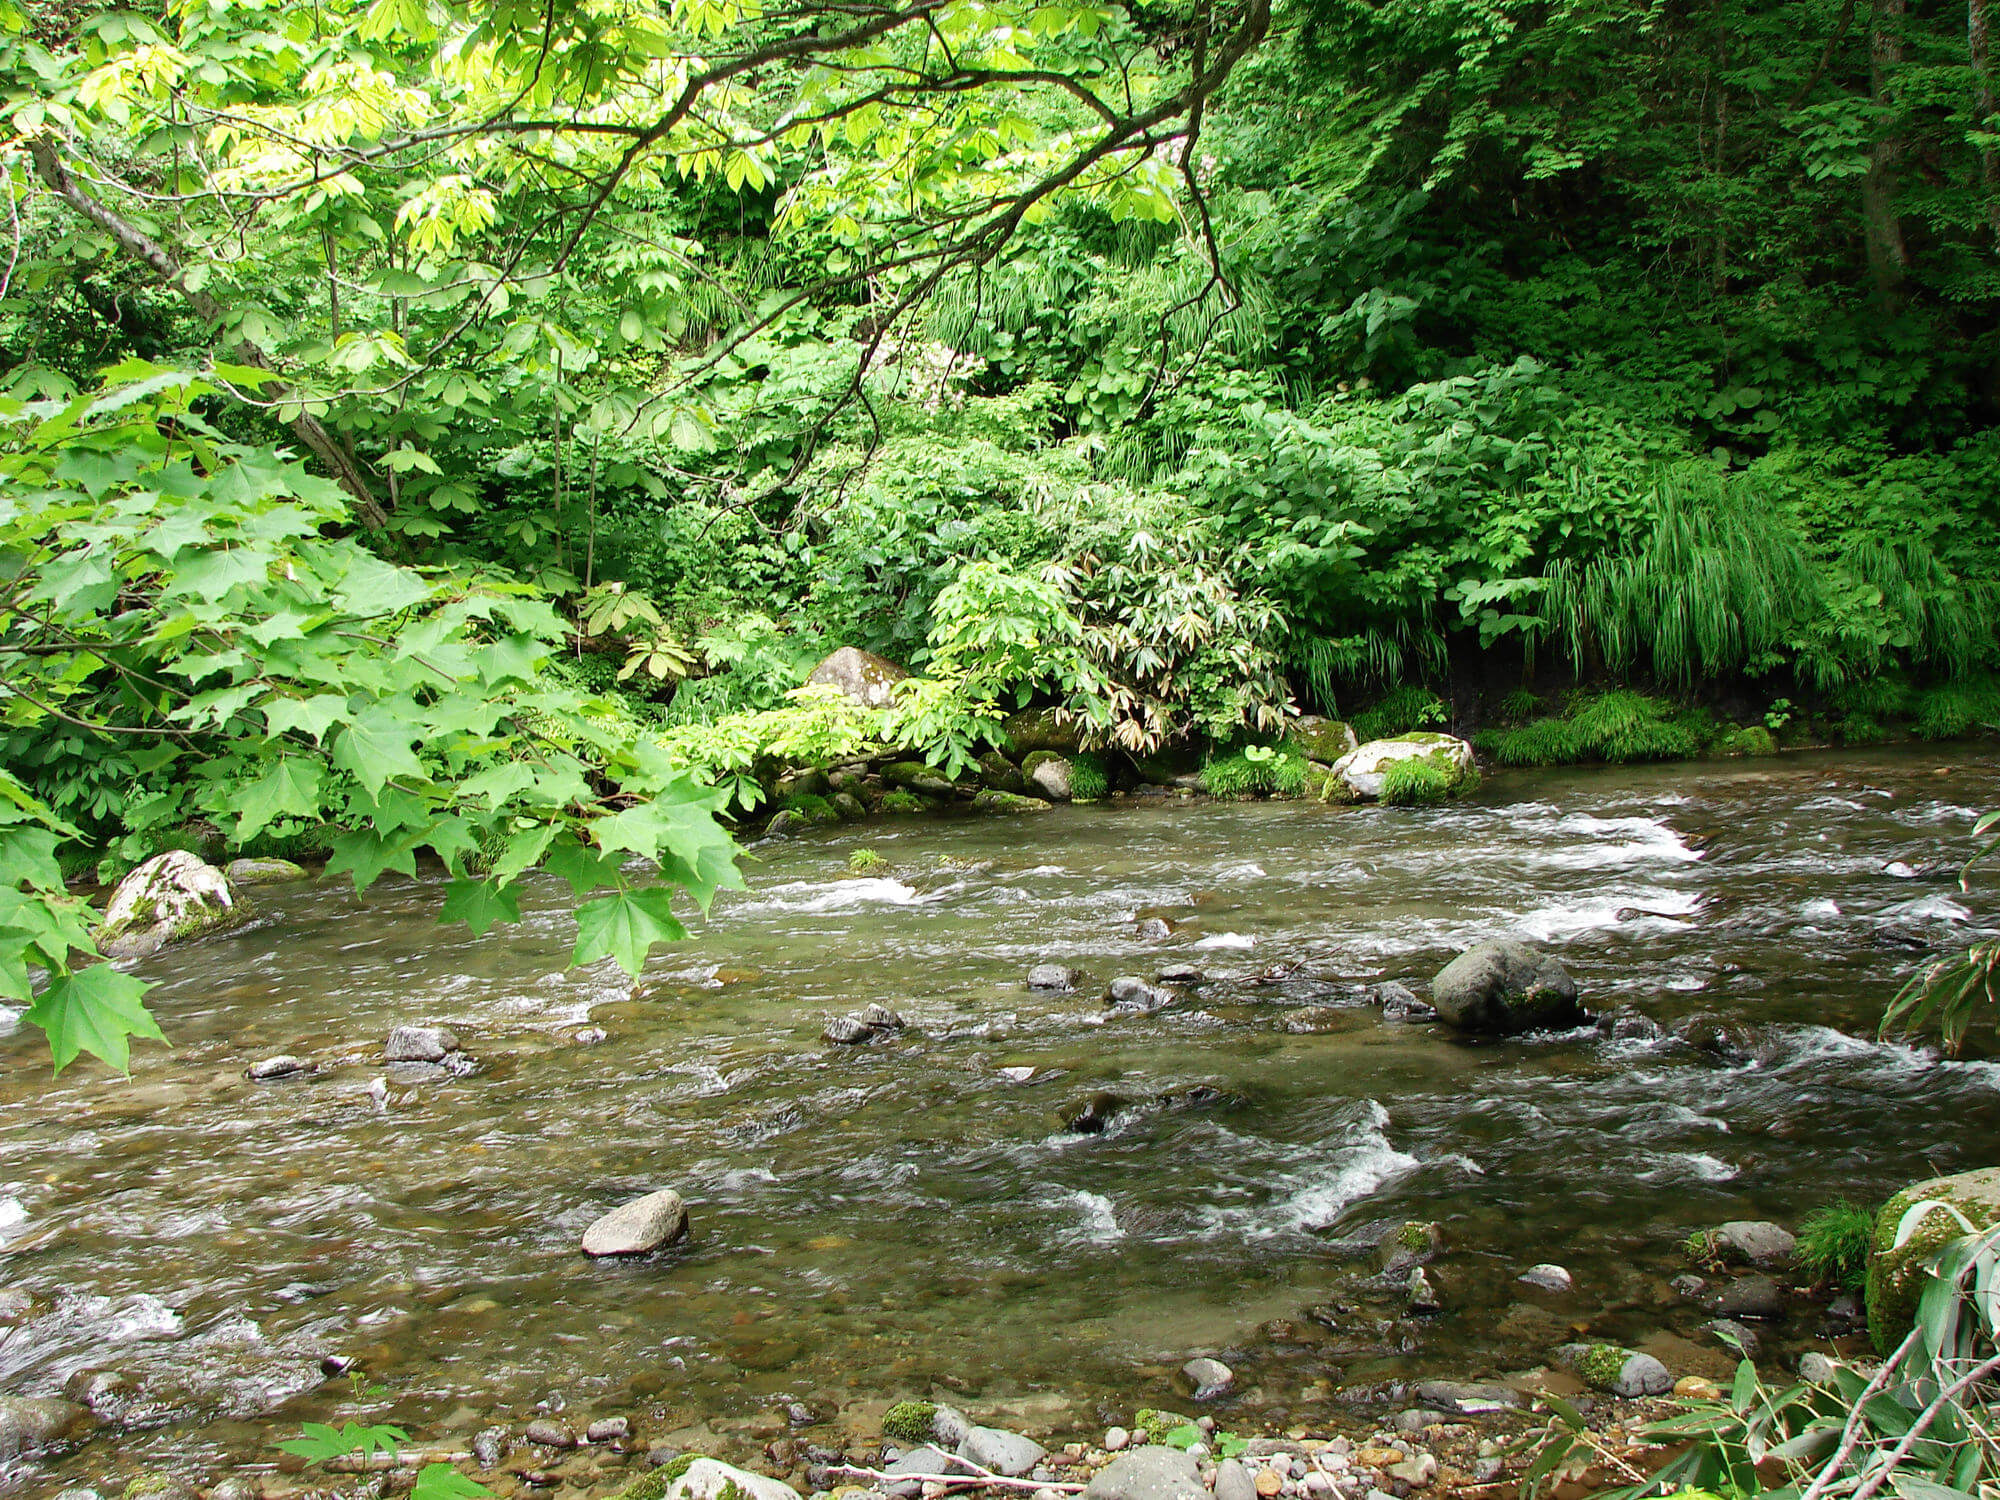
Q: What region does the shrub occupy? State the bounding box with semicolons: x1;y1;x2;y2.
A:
1795;1200;1876;1291
1495;688;1544;724
1351;685;1447;743
1838;712;1892;745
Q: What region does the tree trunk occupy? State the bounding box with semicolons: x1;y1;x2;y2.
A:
25;136;390;531
1971;0;2000;245
1862;0;1912;307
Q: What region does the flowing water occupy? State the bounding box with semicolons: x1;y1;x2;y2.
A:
4;748;2000;1493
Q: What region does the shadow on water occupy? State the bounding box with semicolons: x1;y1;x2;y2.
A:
2;747;1999;1487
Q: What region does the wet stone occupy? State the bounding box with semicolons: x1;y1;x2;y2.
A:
581;1189;690;1257
525;1419;575;1448
1517;1264;1572;1292
587;1417;631;1443
1085;1447;1208;1500
1027;965;1083;991
246;1055;310;1081
384;1025;459;1063
1104;977;1174;1013
959;1425;1046;1477
1158;964;1206;983
473;1428;508;1468
1714;1274;1787;1320
1182;1356;1234;1399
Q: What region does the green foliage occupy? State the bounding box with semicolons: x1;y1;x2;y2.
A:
1378;750;1475;806
1068;752;1110;801
1796;1200;1878;1292
279;1421;494;1500
659;1454;703;1484
1480;719;1585;768
1567;692;1712;764
1712;725;1780;758
1200;745;1312;798
1911;679;2000;740
882;1401;938;1442
848;849;886;871
880;791;927;814
1351;687;1448;744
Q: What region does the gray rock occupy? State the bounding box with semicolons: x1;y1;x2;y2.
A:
0;1396;84;1460
1392;1410;1452;1435
1714;1274;1787;1320
472;1428;508;1467
1328;733;1475;801
973;790;1052;814
666;1457;803;1500
208;1478;262;1500
959;1426;1046;1477
1028;758;1073;802
1105;977;1174;1013
1713;1221;1796;1269
1083;1447;1208;1500
384;1025;459;1062
764;810;804;838
931;1406;972;1448
1612;1353;1673;1397
785;1403;814;1428
1412;1380;1524;1414
224;857;306;886
1027;965;1083;991
1517;1263;1572;1292
1104;1428;1131;1453
587;1417;631;1443
1670;1273;1708;1299
580;1189;689;1257
1158;964;1206;983
1181;1356;1234;1399
831;792;868;822
1214;1459;1257;1500
1799;1352;1838;1385
1700;1318;1762;1355
1387;1454;1438;1487
95;850;246;958
824;1004;906;1044
525;1419;575;1448
1430;941;1583;1034
805;647;910;710
573;1027;609;1046
884;1444;960;1498
246;1055;310;1081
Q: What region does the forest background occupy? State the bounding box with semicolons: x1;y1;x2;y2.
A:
2;0;1999;1069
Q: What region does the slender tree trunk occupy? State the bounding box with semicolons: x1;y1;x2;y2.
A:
1971;0;2000;245
1862;0;1912;306
25;137;391;530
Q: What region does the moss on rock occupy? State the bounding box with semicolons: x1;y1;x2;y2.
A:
1866;1166;2000;1353
1133;1407;1193;1443
880;791;928;814
882;1400;938;1442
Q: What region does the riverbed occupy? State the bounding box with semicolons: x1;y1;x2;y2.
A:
3;748;1998;1493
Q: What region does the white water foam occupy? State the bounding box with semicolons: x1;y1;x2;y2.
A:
1528;814;1703;871
1193;933;1256;950
1516;887;1702;942
1054;1189;1125;1245
747;877;927;913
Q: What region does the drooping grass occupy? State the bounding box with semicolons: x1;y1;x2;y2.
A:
1796;1200;1877;1291
1200;747;1313;797
1351;685;1447;743
1481;717;1584;767
1379;749;1478;805
1496;688;1544;724
1567;690;1713;762
1911;677;2000;740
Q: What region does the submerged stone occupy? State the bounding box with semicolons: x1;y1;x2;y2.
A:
385;1025;460;1062
224;857;307;886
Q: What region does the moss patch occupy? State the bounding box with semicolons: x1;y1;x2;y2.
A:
1575;1343;1633;1391
619;1470;671;1500
882;1400;938;1442
880;791;927;814
1069;752;1109;801
1866;1166;2000;1352
1379;749;1477;805
1133;1407;1194;1443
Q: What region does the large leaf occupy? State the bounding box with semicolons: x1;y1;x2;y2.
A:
330;702;427;791
439;877;521;936
24;965;168;1074
572;886;687;975
232;756;327;841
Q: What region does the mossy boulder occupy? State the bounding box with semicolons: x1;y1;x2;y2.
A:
880;791;931;815
1022;751;1072;801
1001;705;1084;756
223;856;307;886
972;790;1052;814
1432;940;1583;1034
782;793;843;827
1286;715;1358;763
1329;733;1476;802
1712;726;1779;758
95;850;250;959
1555;1343;1673;1397
1866;1166;2000;1353
1132;1407;1195;1443
805;646;909;710
881;761;959;798
977;751;1030;795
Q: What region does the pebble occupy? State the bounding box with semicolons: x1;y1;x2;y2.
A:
208;1479;261;1500
1516;1263;1572;1292
384;1024;459;1062
1254;1470;1284;1497
472;1427;508;1467
524;1419;575;1448
1303;1473;1336;1499
1387;1454;1437;1487
587;1416;631;1443
246;1055;310;1081
1799;1352;1838;1385
1105;1428;1131;1452
785;1402;815;1428
1027;965;1083;991
573;1028;609;1046
1182;1357;1234;1399
1675;1377;1723;1399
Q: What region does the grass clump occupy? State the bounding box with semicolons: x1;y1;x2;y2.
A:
1495;688;1545;724
1134;1408;1195;1443
882;1399;938;1442
1069;752;1110;801
1796;1199;1876;1291
619;1471;671;1500
1351;685;1447;743
880;791;926;814
1200;746;1313;798
1911;677;2000;740
1568;690;1712;761
1380;749;1477;806
1480;717;1584;767
848;848;886;872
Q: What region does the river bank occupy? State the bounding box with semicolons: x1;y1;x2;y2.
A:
3;749;1996;1497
